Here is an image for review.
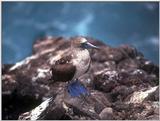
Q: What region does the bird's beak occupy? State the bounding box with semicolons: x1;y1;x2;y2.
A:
85;42;99;49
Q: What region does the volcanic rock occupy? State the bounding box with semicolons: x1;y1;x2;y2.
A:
2;36;159;120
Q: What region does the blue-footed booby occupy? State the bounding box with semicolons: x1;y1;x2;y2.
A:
51;37;98;96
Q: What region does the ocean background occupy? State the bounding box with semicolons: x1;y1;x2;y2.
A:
2;2;159;64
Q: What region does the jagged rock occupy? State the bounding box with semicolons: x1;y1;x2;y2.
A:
18;89;111;120
94;69;119;92
2;36;159;120
110;85;134;102
125;86;159;104
99;107;114;120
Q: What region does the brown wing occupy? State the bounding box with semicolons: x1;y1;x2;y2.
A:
51;55;76;82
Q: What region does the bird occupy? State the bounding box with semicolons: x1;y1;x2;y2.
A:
51;37;98;97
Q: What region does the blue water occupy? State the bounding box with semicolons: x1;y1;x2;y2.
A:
2;2;159;64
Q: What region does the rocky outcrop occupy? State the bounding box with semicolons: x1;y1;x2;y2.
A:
2;36;159;120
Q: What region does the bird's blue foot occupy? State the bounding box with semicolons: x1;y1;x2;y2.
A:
67;80;89;97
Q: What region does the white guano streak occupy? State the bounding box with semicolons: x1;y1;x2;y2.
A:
9;48;56;71
30;97;52;120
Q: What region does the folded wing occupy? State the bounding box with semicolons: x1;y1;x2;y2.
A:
51;55;76;82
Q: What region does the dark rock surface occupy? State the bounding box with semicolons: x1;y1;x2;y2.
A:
2;36;159;120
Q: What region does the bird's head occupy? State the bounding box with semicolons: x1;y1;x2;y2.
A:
71;37;99;50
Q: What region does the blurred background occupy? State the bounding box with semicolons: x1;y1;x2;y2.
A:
2;2;159;64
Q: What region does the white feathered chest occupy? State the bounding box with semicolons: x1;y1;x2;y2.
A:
72;49;91;79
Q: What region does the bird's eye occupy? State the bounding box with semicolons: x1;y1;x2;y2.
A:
81;42;87;48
